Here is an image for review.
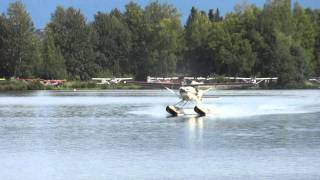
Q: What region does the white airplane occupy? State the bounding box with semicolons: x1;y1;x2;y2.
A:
165;86;212;116
92;77;133;85
309;78;320;83
225;77;278;85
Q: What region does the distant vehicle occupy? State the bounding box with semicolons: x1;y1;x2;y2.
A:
92;77;133;85
165;86;212;116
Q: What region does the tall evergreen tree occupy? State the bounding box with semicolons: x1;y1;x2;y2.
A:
208;8;222;22
208;9;215;22
184;7;212;76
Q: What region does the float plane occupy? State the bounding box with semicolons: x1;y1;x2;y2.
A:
92;77;132;85
165;86;212;116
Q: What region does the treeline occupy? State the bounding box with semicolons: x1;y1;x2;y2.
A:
0;0;320;87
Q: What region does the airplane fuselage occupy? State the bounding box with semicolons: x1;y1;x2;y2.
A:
179;86;203;103
166;86;210;116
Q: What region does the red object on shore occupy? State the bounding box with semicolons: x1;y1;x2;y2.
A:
17;78;66;86
42;80;66;86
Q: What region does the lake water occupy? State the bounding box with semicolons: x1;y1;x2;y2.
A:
0;90;320;180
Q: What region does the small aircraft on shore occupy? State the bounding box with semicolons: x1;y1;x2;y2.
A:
165;86;212;116
92;77;132;85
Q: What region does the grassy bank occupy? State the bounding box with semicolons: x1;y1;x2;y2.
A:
0;80;60;91
264;80;320;89
0;79;319;91
0;80;141;91
60;81;141;90
0;80;28;91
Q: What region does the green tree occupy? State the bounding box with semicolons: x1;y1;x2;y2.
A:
1;1;40;78
1;0;319;86
315;11;320;75
47;6;98;80
184;7;213;76
208;8;222;22
124;2;182;79
40;29;67;79
273;31;296;86
217;12;256;76
92;10;131;76
0;13;11;78
292;2;316;76
256;0;294;77
143;2;183;76
239;5;264;76
124;2;147;79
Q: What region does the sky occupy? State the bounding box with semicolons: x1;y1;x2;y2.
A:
0;0;320;29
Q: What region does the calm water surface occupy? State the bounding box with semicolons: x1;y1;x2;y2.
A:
0;90;320;179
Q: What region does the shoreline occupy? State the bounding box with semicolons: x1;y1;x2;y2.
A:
0;80;319;91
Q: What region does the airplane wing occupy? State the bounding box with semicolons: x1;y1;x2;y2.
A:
164;87;180;97
203;87;212;93
92;78;111;80
235;77;251;80
117;78;133;80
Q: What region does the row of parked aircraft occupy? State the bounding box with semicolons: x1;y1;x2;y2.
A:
147;76;279;85
91;76;319;117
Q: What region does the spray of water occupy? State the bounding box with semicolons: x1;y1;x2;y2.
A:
130;90;320;119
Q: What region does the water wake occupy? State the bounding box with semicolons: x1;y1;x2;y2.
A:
130;91;320;119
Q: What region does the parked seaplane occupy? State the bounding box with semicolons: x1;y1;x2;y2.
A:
224;77;278;85
165;86;212;116
309;78;320;84
92;77;133;85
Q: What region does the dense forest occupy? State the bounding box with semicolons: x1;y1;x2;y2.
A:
0;0;320;87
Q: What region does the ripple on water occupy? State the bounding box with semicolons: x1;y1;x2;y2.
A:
0;90;320;179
